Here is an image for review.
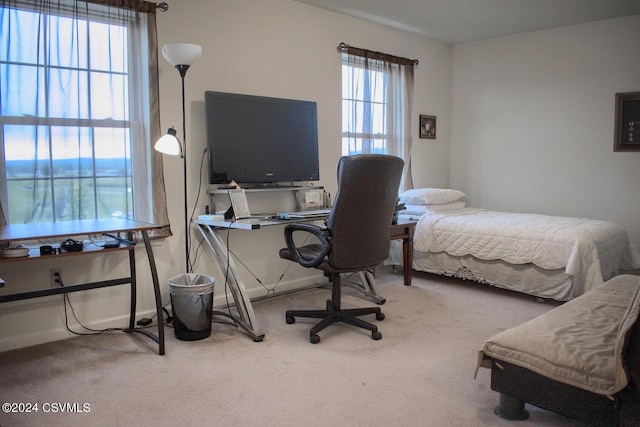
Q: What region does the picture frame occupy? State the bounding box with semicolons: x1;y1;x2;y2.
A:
419;115;436;139
228;189;251;219
614;92;640;152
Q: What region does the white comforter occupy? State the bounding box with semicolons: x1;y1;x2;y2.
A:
415;208;640;296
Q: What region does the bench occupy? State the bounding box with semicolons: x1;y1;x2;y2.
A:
477;274;640;425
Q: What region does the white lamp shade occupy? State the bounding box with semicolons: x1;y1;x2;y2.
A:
162;43;202;66
154;133;182;156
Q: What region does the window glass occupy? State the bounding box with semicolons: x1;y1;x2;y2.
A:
341;58;389;155
0;4;146;224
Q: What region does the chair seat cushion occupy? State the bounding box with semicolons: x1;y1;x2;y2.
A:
477;274;640;396
279;244;328;266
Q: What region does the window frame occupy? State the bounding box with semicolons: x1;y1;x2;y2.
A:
0;1;153;225
341;55;390;156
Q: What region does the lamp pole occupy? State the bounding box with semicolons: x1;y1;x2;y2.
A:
157;43;201;274
174;64;191;273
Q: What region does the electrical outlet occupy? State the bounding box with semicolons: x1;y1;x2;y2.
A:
50;268;63;287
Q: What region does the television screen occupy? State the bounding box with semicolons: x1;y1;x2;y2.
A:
204;91;319;186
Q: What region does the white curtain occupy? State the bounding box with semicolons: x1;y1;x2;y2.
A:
342;49;415;191
0;0;171;237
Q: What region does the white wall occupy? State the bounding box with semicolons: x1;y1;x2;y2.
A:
451;15;640;246
156;0;451;296
0;0;450;352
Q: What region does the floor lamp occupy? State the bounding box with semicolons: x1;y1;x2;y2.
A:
154;43;202;274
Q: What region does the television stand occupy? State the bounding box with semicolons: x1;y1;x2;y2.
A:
243;183;302;189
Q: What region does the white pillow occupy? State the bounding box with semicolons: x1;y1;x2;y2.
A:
399;188;467;205
402;201;466;215
401;204;430;215
426;201;466;212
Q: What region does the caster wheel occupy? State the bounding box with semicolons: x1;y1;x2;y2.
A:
310;334;321;344
372;331;382;340
376;312;385;321
377;298;386;305
286;316;295;324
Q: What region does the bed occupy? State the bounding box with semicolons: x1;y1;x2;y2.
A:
393;188;640;301
476;274;640;424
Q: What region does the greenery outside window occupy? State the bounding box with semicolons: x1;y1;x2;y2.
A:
0;0;168;232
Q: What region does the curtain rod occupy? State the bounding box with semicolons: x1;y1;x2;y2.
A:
338;42;418;66
82;0;169;12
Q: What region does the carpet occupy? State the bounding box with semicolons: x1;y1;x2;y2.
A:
0;267;584;426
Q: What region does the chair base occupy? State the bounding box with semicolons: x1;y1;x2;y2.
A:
286;299;385;344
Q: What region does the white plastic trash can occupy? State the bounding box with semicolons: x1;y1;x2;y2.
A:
168;273;215;341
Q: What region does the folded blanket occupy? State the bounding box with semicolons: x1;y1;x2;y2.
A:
477;274;640;396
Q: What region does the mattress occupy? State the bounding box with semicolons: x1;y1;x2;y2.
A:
477;274;640;396
405;208;640;300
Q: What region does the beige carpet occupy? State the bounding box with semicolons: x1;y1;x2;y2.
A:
0;267;585;426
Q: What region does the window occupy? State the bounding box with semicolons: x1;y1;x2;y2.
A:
341;57;389;155
340;46;416;191
0;0;159;225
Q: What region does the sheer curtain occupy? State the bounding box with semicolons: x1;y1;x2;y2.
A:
342;47;415;191
0;0;171;236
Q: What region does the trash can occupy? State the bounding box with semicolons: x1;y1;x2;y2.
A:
168;273;215;341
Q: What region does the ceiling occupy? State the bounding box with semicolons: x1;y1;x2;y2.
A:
293;0;640;44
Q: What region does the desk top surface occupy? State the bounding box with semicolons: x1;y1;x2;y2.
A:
194;216;417;231
0;219;158;242
194;216;324;230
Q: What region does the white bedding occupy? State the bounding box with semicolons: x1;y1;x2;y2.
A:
414;208;640;297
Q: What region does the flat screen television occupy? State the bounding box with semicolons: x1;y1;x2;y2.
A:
204;91;319;186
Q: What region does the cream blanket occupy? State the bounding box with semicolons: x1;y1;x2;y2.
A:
477;274;640;396
415;208;640;297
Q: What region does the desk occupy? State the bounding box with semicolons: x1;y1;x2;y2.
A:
0;219;165;355
194;216;416;341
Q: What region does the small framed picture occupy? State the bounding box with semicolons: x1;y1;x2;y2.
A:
614;92;640;151
419;115;436;139
228;189;251;219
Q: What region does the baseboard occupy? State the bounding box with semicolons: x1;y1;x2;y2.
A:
211;274;326;307
0;275;327;353
0;312;137;353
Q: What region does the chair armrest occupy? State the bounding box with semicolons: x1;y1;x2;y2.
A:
283;223;331;268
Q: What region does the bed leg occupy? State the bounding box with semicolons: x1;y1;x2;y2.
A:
494;393;529;421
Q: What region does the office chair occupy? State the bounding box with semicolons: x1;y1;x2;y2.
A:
279;154;404;343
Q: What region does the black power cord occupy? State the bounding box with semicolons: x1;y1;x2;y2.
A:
136;307;173;326
54;272;172;335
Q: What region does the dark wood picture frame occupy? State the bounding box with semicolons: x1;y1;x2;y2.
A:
614;92;640;152
419;114;436;139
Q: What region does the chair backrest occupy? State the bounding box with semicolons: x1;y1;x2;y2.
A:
326;154;404;271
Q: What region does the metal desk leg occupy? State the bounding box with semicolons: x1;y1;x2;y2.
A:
127;230;137;330
196;224;265;342
339;269;386;305
142;230;165;354
124;230;165;355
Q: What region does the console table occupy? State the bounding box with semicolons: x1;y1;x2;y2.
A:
0;219;165;355
194;216;416;342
